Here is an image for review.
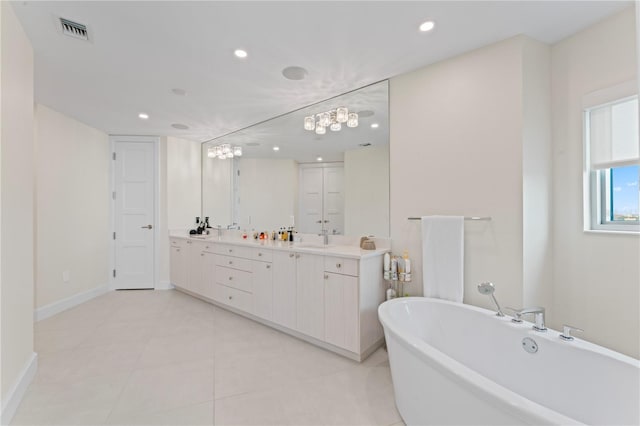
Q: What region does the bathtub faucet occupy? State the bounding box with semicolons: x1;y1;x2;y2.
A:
477;282;505;317
508;307;547;332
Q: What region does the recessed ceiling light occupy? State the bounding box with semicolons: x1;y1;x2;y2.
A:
171;123;189;130
370;123;379;129
234;49;248;58
316;157;323;162
273;146;280;151
138;113;149;120
282;66;308;81
171;88;187;96
419;21;435;32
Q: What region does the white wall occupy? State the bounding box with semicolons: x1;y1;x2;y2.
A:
237;158;298;231
344;145;390;237
0;0;35;411
551;7;639;358
166;136;201;230
390;36;527;310
34;105;109;309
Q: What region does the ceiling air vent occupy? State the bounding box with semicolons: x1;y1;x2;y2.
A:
60;18;89;41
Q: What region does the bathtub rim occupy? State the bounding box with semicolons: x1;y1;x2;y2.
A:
379;297;585;425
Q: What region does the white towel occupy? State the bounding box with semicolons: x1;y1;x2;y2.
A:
421;216;464;302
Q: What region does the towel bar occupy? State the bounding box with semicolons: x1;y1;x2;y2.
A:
407;216;492;221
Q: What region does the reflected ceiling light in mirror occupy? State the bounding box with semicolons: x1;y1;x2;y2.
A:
371;123;379;129
234;49;248;58
419;20;435;32
209;143;242;159
316;157;323;162
273;146;280;151
305;107;358;135
138;113;149;120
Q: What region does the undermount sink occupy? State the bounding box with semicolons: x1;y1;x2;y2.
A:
295;243;334;249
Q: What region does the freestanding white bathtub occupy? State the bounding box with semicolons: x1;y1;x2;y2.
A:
379;297;640;425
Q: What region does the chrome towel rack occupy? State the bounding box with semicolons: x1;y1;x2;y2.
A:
408;216;492;221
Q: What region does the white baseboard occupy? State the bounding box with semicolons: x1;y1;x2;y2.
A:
0;352;38;425
34;284;109;322
155;281;175;290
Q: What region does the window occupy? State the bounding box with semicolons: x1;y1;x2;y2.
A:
585;87;639;232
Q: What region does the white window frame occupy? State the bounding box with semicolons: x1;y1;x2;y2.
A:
583;81;639;234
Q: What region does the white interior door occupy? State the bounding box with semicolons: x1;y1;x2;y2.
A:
323;166;344;235
113;138;156;289
299;167;323;234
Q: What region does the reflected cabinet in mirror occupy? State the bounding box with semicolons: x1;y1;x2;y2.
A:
202;80;389;238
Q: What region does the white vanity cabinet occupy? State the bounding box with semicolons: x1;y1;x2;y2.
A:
169;238;187;288
169;236;387;361
272;251;297;329
296;253;325;340
252;256;273;321
324;270;359;353
213;244;255;313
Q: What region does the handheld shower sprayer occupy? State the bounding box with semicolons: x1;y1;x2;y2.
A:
477;282;505;317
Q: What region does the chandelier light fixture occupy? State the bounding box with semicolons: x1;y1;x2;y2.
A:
304;107;358;135
208;144;242;159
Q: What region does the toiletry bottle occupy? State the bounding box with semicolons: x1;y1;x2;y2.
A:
403;250;411;282
391;256;398;281
383;253;391;280
289;227;294;242
386;282;396;300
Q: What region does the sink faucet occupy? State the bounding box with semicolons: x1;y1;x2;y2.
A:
506;307;547;332
319;229;329;245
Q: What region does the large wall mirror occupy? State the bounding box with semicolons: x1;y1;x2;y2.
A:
202;80;389;238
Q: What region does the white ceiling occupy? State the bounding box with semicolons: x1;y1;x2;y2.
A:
12;1;632;143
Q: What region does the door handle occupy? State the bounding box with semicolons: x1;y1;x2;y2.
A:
141;225;153;229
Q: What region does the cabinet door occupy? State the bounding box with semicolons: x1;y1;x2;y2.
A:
272;251;297;329
187;241;204;294
169;245;186;288
252;261;273;321
296;253;325;340
200;251;216;299
324;272;359;352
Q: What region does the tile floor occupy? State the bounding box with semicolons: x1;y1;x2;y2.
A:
12;289;404;425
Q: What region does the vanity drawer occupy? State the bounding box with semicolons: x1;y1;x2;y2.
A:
216;265;252;293
213;283;253;313
216;254;252;272
215;244;252;259
170;238;184;248
324;256;359;276
252;248;273;262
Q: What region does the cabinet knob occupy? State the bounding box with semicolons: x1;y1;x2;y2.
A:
229;261;233;265
228;249;233;253
324;274;329;279
258;253;262;257
266;265;271;269
228;296;232;300
316;220;322;224
336;263;342;268
289;253;294;258
187;241;192;244
201;253;204;257
228;276;233;281
176;248;180;252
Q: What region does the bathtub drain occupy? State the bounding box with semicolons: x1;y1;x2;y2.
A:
522;337;538;354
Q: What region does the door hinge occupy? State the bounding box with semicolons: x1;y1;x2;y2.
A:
113;269;116;278
112;152;116;160
113;232;116;240
112;191;116;200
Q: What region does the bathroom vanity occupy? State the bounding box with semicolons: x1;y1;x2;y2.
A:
169;235;388;361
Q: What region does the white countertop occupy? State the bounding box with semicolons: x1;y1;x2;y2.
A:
169;232;389;259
